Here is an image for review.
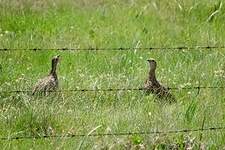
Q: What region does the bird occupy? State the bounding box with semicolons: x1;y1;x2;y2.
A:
32;55;60;95
144;59;176;102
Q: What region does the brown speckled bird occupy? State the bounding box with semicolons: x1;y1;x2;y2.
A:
32;55;60;95
144;59;176;102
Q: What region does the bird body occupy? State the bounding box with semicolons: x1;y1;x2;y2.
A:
32;55;60;95
144;59;176;102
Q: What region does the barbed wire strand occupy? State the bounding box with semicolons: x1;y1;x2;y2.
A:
0;126;224;140
0;86;224;94
0;46;225;51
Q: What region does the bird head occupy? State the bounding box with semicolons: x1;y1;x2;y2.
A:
52;55;60;65
147;59;157;69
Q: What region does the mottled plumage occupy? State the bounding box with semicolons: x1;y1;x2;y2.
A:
144;59;176;102
32;55;60;95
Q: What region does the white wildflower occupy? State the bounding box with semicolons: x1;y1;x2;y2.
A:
214;69;224;77
4;30;9;34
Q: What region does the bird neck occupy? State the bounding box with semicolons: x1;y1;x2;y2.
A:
50;62;57;76
149;68;157;81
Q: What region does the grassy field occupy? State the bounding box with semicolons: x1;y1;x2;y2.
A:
0;0;225;149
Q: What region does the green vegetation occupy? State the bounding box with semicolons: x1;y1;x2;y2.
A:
0;0;225;149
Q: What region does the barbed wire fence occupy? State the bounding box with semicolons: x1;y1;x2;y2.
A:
0;86;224;141
0;45;225;51
1;45;224;95
0;86;224;94
0;126;224;141
0;45;225;142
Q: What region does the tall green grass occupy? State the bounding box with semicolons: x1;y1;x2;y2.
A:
0;0;225;149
